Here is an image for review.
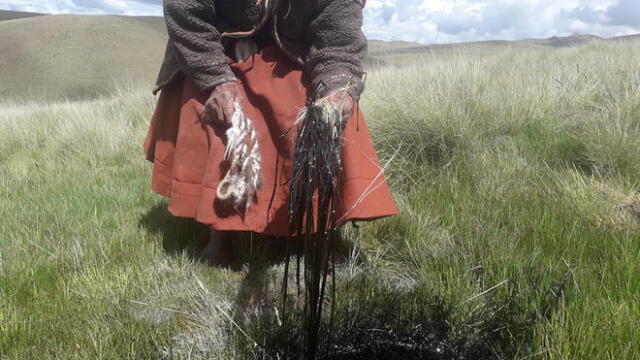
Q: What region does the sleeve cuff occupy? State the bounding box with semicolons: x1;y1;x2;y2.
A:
195;75;238;93
312;71;366;102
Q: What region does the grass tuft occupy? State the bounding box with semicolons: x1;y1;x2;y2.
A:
2;39;640;359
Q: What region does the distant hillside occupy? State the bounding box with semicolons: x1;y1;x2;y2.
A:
610;34;640;42
0;10;638;101
0;13;167;100
0;9;44;21
366;32;628;60
524;33;603;47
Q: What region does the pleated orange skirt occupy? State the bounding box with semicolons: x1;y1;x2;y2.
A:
144;45;398;237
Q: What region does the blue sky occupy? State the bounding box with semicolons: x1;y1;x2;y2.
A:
0;0;638;44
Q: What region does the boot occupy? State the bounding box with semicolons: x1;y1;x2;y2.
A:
202;230;233;265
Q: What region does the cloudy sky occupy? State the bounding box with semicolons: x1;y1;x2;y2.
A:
0;0;638;44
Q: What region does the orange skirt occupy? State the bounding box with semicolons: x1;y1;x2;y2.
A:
144;45;398;237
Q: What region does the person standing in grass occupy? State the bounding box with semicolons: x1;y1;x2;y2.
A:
144;0;397;263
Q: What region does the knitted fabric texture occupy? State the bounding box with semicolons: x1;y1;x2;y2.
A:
216;102;262;209
155;0;367;101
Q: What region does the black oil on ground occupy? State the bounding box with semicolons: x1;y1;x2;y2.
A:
234;268;568;360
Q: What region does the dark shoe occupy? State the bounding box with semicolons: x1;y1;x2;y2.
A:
202;230;233;266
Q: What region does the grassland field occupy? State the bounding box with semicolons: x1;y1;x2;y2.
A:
1;24;640;359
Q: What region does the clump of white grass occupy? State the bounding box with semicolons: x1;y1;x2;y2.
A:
0;88;155;178
159;278;236;360
551;169;640;229
361;40;640;179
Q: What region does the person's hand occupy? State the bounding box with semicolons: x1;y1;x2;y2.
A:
202;82;243;128
325;91;355;119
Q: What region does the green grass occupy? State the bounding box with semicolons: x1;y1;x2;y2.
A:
2;39;640;359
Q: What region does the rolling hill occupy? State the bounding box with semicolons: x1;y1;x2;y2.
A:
0;10;638;101
0;9;44;21
0;13;167;100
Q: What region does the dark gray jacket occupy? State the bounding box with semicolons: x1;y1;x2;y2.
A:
155;0;367;101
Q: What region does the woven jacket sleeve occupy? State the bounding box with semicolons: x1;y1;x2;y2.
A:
164;0;235;92
306;0;367;101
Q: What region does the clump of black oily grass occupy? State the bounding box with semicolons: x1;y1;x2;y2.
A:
285;99;346;358
234;270;554;360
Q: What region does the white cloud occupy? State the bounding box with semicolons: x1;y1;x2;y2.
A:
0;0;638;43
0;0;162;16
606;0;640;27
363;0;640;43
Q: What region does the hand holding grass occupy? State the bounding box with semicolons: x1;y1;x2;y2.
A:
325;91;354;119
202;82;244;128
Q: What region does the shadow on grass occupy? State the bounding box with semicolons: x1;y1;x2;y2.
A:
235;268;572;360
138;202;358;267
138;202;210;259
137;203;362;334
137;204;552;359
